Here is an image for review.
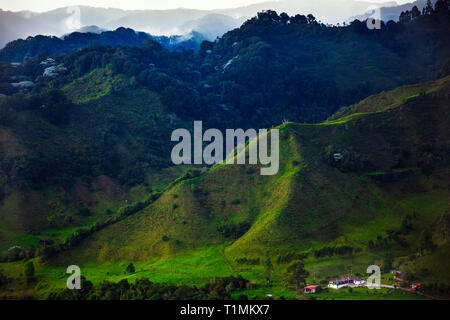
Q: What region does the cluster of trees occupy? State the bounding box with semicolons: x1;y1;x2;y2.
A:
368;211;439;255
0;88;72;125
235;257;261;265
282;260;309;291
236;246;360;269
276;252;309;265
420;282;450;297
0;57;173;190
324;148;374;173
49;275;249;300
368;234;409;250
218;222;251;239
400;0;450;23
313;245;359;258
242;10;319;28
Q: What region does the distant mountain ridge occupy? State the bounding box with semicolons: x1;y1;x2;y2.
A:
0;27;207;62
0;0;406;48
350;0;441;22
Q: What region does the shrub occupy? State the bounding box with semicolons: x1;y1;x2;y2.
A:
24;261;35;280
126;263;135;274
0;269;8;287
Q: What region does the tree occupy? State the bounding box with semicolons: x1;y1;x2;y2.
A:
307;14;316;24
279;12;290;24
282;260;309;291
126;263;135;274
39;88;72;125
435;0;450;17
0;269;7;288
264;253;274;285
291;14;307;24
24;261;35;281
384;252;394;271
424;0;434;15
411;6;421;19
399;10;412;23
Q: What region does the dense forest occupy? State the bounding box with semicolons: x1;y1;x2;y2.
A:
0;28;206;62
0;4;449;193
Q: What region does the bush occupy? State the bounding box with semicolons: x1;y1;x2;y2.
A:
126;263;135;274
0;269;7;287
39;89;72;125
282;260;309;291
24;261;35;280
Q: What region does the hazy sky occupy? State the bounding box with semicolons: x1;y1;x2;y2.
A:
0;0;415;13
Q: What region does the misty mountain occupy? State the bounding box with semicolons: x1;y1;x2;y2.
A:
0;0;403;48
350;0;437;22
0;27;207;62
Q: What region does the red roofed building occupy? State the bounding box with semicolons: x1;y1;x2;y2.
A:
304;285;318;294
411;283;421;292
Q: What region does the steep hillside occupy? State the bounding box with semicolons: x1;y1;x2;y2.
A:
0;10;447;251
0;7;449;299
46;76;449;294
328;74;450;120
0;64;193;253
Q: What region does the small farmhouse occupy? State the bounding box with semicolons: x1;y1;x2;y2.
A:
328;276;365;289
304;285;318;294
411;283;421;292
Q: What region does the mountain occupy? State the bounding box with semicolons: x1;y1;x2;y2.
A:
0;1;403;49
54;74;449;261
0;11;448;228
0;6;449;299
220;0;398;24
3;72;449;299
63;25;106;36
0;6;236;49
0;27;207;62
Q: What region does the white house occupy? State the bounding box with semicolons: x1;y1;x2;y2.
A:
328;276;365;289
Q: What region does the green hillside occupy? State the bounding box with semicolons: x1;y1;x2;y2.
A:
0;75;445;299
0;6;449;300
0;65;192;253
64;74;449;258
